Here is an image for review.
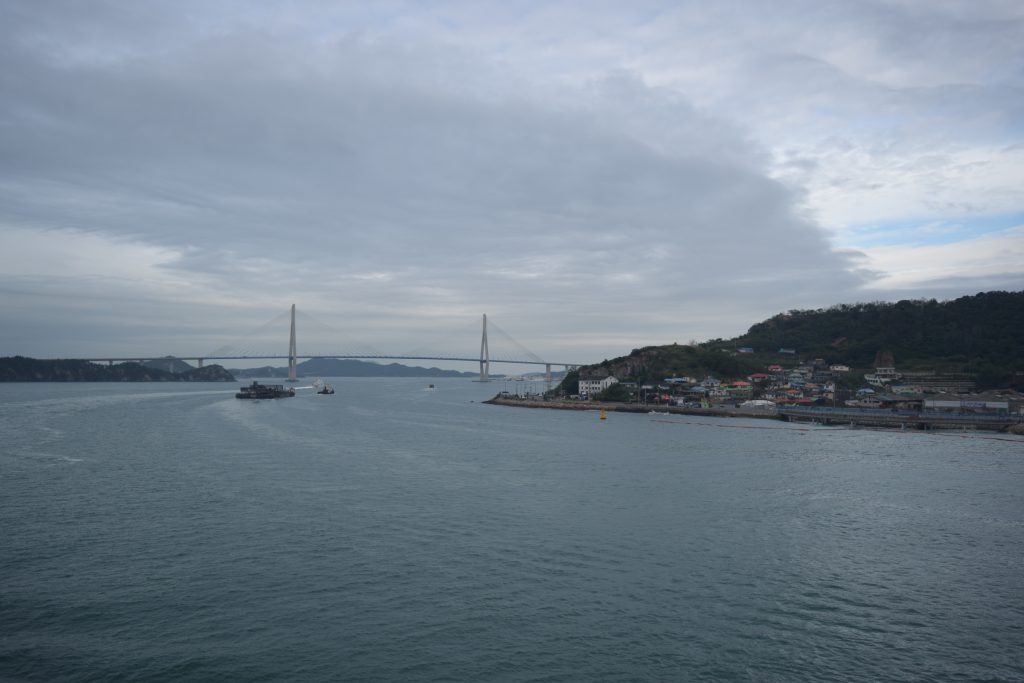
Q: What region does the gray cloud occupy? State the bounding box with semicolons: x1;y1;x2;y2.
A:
0;1;1019;363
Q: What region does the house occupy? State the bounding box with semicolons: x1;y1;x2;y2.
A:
737;347;754;353
779;348;796;354
578;375;619;398
865;366;901;387
846;395;883;408
829;364;850;372
740;399;775;409
727;381;753;399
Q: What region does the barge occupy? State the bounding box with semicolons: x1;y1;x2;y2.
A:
235;381;295;399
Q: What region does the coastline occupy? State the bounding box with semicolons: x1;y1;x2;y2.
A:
484;395;1024;434
484;395;780;420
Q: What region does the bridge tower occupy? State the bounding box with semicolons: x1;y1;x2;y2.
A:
478;313;490;382
287;303;297;382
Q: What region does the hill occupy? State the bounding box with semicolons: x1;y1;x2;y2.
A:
718;291;1023;383
232;358;476;378
142;356;197;373
567;291;1024;391
0;357;235;382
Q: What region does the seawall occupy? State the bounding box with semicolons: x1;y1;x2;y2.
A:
484;396;1023;434
483;396;778;420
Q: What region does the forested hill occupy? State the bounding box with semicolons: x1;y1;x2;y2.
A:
720;291;1023;373
0;357;235;382
570;291;1023;392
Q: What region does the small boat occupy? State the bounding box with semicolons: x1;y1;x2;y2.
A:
236;381;295;399
428;384;435;389
312;378;334;394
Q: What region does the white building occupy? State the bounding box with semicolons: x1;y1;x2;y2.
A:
579;376;619;398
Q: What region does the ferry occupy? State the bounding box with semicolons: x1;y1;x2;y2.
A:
235;381;295;399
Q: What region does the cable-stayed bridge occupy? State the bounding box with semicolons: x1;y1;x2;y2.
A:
67;305;580;383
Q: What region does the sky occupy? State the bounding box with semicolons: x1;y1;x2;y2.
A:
1;0;1022;368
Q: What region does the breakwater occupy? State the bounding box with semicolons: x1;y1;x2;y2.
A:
485;396;780;420
778;406;1021;432
485;395;1024;433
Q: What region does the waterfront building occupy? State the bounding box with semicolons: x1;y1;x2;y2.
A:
578;375;619;399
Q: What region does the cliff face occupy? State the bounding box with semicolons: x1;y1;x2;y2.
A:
0;357;235;382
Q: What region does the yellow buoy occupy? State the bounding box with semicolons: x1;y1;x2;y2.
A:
599;409;607;420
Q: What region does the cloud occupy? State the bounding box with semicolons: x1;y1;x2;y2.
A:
0;1;1020;363
856;225;1024;296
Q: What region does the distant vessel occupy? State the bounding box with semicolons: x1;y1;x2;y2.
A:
236;381;295;399
428;384;435;389
317;383;335;395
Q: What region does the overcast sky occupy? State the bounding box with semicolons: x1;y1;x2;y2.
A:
1;1;1022;367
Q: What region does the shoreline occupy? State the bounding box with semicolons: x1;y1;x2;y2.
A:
484;395;1024;434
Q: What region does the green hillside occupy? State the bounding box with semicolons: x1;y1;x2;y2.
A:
568;291;1024;391
718;291;1023;380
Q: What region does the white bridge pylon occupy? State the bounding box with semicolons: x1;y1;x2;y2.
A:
288;303;297;382
478;313;489;382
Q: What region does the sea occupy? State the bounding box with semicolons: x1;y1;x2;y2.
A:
2;378;1022;682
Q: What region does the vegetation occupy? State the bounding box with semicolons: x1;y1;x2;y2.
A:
558;367;580;395
561;290;1024;393
718;291;1024;387
0;357;235;382
569;344;765;391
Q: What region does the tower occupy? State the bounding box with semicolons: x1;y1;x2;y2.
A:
478;313;490;382
287;303;297;382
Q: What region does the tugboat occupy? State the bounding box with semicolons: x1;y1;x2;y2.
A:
317;383;335;395
235;381;296;399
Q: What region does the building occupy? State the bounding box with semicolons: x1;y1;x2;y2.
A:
923;395;1009;414
900;372;976;394
865;366;901;387
578;376;619;398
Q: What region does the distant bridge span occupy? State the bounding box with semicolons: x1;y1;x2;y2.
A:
60;308;581;383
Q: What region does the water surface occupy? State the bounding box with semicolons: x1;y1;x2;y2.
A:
2;379;1022;681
